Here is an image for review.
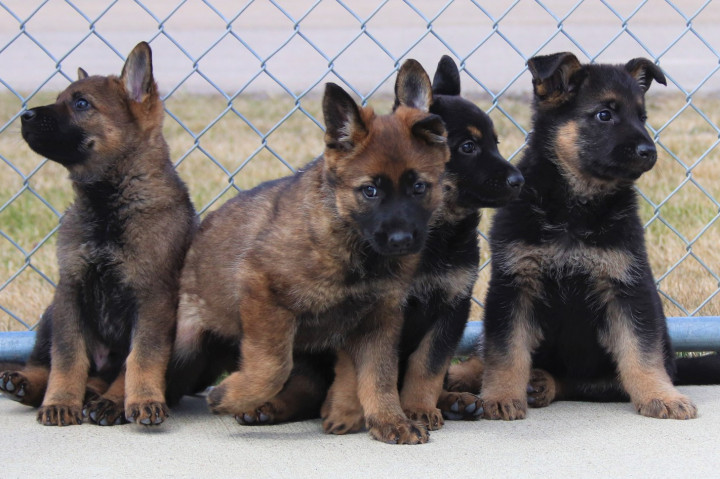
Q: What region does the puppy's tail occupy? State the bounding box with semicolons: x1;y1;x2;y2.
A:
674;353;720;385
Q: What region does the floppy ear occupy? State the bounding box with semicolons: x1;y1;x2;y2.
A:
77;68;89;80
394;59;433;112
322;82;368;152
624;58;667;92
412;114;447;146
432;55;461;96
527;52;586;105
120;41;155;103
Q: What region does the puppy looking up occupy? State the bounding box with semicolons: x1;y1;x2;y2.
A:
0;42;197;426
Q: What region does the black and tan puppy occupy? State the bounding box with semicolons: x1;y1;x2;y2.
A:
455;52;701;421
0;42;197;426
320;56;525;433
168;60;449;444
230;56;524;432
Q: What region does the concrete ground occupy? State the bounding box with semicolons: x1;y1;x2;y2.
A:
1;386;719;478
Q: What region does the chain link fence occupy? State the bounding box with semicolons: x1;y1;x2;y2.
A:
1;0;719;332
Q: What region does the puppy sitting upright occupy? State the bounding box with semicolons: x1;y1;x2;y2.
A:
473;52;698;420
0;42;197;426
169;60;449;444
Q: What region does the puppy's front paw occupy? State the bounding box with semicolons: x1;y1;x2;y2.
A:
635;395;697;420
366;416;429;445
404;407;444;431
85;397;128;426
125;400;168;426
37;404;83;426
482;398;527;420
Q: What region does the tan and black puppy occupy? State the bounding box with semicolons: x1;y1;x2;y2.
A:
0;42;197;427
211;57;523;434
167;60;449;444
453;52;702;421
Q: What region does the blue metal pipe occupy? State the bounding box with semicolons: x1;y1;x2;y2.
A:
1;316;719;363
0;331;37;363
457;316;720;356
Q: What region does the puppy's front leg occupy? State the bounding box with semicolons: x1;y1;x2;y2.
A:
37;286;89;426
207;294;295;418
348;299;428;445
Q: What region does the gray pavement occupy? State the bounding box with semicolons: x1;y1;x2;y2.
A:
1;386;720;478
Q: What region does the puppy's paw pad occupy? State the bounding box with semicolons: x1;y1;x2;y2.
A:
439;392;483;421
0;371;29;402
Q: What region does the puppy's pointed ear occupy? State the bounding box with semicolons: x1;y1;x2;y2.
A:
77;68;89;80
323;83;368;152
432;55;461;96
120;41;155;103
624;58;666;93
527;52;586;105
394;59;433;112
412;114;447;147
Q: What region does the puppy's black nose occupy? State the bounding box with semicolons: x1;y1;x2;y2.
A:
21;110;37;122
387;231;414;252
507;171;525;190
636;143;656;159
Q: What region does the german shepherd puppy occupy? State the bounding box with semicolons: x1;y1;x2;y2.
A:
168;60;449;444
453;52;702;421
231;56;524;432
0;42;197;426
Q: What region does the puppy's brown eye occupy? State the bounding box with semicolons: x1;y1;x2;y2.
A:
460;141;476;154
74;98;90;111
596;110;612;122
362;185;378;198
413;181;427;195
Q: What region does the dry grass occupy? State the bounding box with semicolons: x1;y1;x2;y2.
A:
0;91;718;331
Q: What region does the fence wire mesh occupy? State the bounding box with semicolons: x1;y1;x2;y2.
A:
0;0;719;331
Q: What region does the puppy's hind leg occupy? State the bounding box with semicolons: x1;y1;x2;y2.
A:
0;307;53;407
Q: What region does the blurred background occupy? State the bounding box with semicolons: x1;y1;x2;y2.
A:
1;0;719;331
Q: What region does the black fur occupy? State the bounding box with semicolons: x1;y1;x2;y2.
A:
476;52;712;420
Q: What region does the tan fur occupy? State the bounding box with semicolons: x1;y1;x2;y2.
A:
177;76;448;444
399;332;448;431
527;369;559;408
321;350;364;435
410;265;477;304
6;42;197;427
497;240;639;286
446;355;484;394
467;125;483;139
553;121;617;197
481;293;542;420
600;300;697;419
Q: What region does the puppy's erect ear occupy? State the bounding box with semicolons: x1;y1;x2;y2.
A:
527;52;586;105
323;82;368;152
120;41;155;103
432;55;461;97
394;59;433;112
412;114;447;147
77;68;89;81
624;58;667;93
